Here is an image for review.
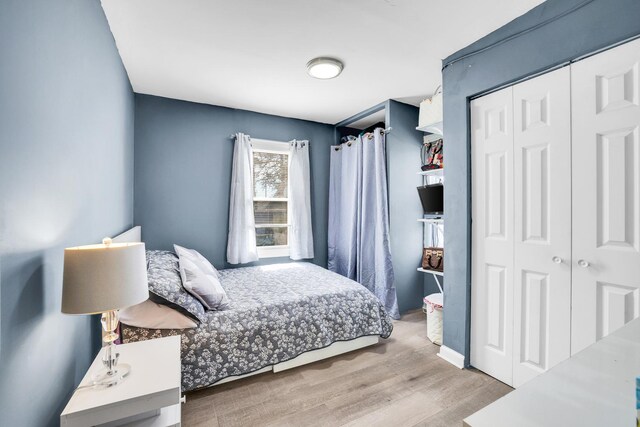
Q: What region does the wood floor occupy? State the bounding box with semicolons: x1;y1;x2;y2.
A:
182;310;512;427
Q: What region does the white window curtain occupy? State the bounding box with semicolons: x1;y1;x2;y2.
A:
288;140;314;260
227;133;259;264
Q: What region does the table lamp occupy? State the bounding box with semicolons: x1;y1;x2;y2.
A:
62;238;148;386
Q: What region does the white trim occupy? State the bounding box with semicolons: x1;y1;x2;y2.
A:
252;139;290;257
254;197;287;202
257;245;289;258
437;345;465;369
252;138;289;152
253;148;286;155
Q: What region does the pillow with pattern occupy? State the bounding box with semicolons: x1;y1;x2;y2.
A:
174;244;229;310
145;250;207;323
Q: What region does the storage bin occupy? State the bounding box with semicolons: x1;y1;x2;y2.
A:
423;293;443;345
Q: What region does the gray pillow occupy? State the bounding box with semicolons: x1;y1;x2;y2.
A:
174;245;229;310
145;250;207;323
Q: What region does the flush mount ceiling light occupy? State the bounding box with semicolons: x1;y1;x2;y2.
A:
306;57;343;79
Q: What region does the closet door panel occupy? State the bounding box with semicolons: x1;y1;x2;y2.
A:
571;38;640;355
471;87;515;385
512;67;572;387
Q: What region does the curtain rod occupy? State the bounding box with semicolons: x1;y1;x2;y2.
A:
229;127;392;141
228;135;309;141
339;127;392;145
356;126;392;134
348;126;392;135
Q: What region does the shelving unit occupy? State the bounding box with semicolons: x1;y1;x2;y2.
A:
418;129;444;294
418;218;443;224
417;168;444;177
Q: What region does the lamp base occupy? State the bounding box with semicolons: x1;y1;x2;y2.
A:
91;363;131;387
94;310;130;387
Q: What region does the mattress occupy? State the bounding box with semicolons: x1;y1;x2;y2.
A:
121;261;393;391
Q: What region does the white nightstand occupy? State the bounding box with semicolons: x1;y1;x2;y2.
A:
61;335;182;427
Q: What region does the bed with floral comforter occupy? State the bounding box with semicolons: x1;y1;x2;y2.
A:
121;253;393;392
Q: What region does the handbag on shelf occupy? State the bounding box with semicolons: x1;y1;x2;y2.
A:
421;138;444;171
422;247;444;272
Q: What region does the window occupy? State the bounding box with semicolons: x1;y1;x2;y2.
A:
252;139;289;258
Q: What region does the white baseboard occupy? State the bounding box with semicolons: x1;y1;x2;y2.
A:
437;345;465;369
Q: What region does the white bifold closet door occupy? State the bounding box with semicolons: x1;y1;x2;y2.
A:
471;67;572;387
570;38;640;355
471;86;515;385
513;67;572;387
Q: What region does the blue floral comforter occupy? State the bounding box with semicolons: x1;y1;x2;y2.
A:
121;258;393;391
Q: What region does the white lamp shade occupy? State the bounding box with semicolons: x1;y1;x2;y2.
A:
62;242;149;314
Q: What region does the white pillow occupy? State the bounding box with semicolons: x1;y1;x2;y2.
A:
174;244;229;310
120;300;197;329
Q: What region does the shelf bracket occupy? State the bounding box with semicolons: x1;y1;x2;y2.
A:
434;274;444;294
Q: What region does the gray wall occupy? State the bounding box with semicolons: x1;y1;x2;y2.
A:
0;0;134;425
442;0;640;362
386;101;440;312
134;94;334;269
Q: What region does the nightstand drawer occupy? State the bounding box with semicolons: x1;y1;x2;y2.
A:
61;336;181;427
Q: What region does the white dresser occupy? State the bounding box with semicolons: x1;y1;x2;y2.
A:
465;317;640;427
61;336;182;427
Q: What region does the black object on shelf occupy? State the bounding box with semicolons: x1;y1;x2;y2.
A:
417;184;444;215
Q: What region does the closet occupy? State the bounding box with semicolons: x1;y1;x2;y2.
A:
470;38;640;388
334;100;429;314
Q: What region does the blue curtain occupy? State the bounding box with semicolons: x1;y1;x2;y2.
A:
328;128;400;319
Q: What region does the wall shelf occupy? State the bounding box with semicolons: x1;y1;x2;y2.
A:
417;168;444;177
418;218;444;224
416;122;443;135
418;127;445;296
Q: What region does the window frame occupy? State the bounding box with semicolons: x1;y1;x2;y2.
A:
251;138;290;258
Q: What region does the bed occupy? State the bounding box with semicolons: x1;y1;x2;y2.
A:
116;227;394;392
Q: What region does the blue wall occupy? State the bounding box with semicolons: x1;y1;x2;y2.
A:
442;0;640;362
134;94;334;269
0;0;134;425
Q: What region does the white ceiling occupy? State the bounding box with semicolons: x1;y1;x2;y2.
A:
101;0;544;124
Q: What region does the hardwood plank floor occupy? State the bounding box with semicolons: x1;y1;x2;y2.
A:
182;310;512;427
